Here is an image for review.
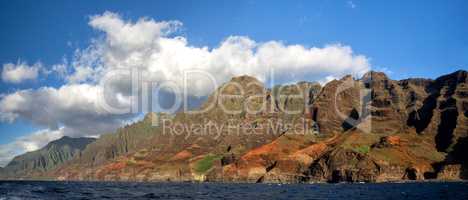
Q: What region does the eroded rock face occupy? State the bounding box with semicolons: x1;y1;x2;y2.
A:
307;147;381;183
311;70;467;138
312;72;422;135
438;164;466;180
311;75;362;135
308;71;467;182
408;71;467;138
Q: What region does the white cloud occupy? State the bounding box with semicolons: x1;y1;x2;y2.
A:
89;11;181;58
51;57;69;78
65;12;369;96
0;128;64;167
1;10;371;137
1;61;42;84
0;11;372;164
0;84;132;136
0;10;371;128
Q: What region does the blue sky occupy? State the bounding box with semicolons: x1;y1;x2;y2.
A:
0;0;467;165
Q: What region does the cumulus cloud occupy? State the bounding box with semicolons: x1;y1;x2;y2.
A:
51;58;69;78
63;11;369;96
0;11;371;165
0;128;64;167
0;84;132;136
1;61;42;84
1;11;371;127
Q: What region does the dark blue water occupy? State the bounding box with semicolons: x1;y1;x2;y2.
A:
0;181;467;200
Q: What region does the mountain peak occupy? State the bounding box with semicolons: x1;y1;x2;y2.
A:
47;135;95;146
453;69;467;74
2;136;95;178
444;69;467;80
229;75;261;84
360;71;389;81
434;69;467;86
144;112;158;121
215;75;264;96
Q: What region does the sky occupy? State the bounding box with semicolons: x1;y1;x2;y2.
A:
0;0;467;166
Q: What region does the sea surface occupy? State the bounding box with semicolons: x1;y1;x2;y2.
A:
0;181;467;200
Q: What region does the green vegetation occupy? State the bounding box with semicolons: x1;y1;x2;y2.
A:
370;149;396;163
407;144;446;162
194;154;222;174
240;110;246;119
133;149;149;160
126;159;138;166
354;145;370;154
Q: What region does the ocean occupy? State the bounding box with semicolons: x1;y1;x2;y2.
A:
1;181;467;199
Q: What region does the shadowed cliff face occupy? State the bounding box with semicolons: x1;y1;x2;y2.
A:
435;97;459;152
406;93;438;134
312;71;422;135
310;70;466;139
304;70;467;182
4;70;468;183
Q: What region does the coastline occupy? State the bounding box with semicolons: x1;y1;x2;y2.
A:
1;178;466;184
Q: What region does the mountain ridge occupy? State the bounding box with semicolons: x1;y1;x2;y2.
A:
1;69;467;183
0;136;96;179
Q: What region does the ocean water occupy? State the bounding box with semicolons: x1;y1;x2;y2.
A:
0;181;467;200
